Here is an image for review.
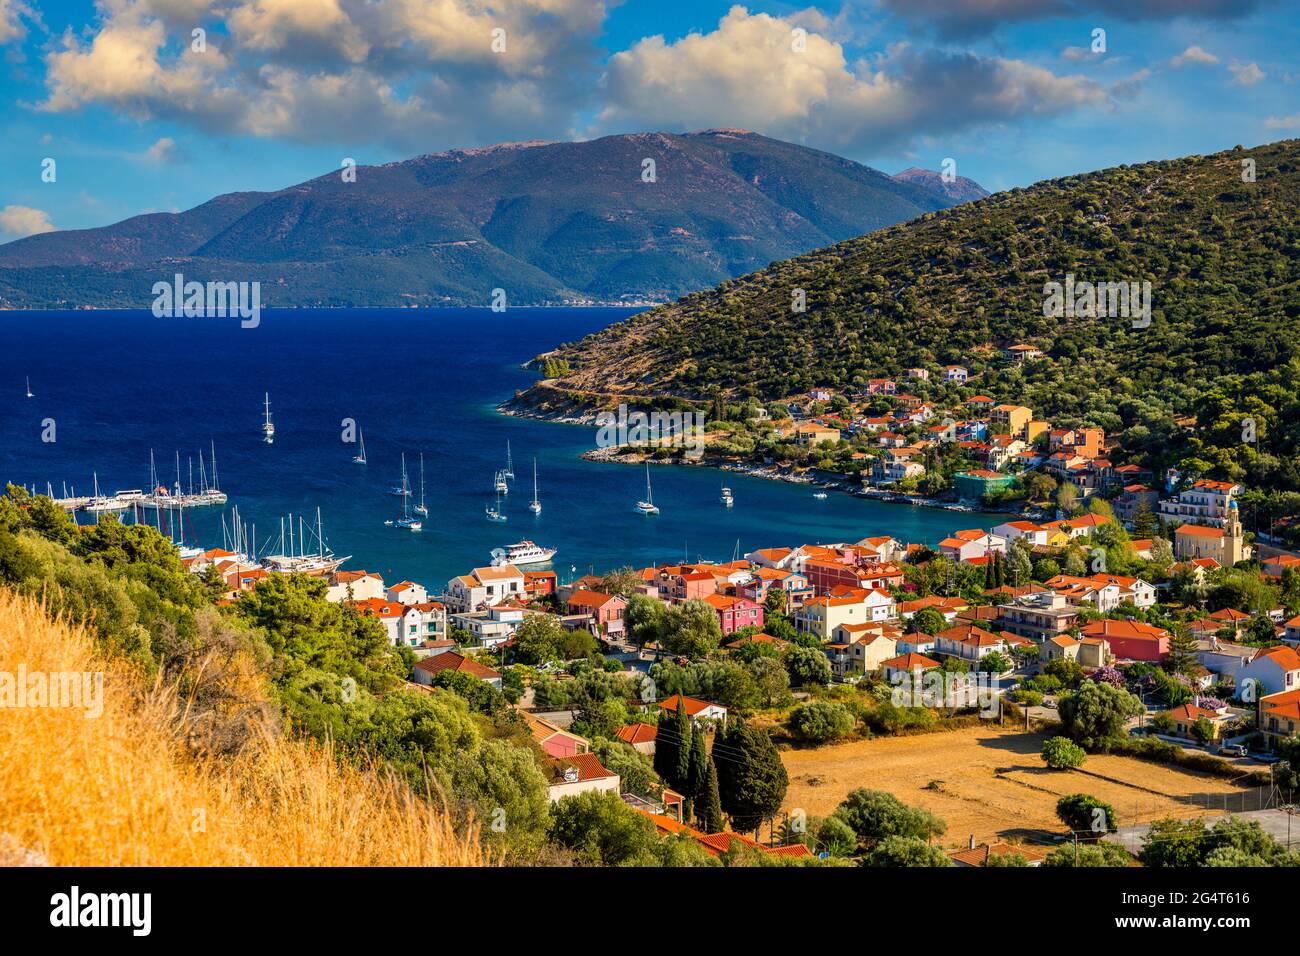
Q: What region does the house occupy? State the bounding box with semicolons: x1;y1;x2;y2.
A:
448;602;524;647
701;593;764;635
881;652;942;684
354;597;446;648
1088;573;1158;610
745;546;797;570
1259;688;1300;742
954;470;1016;501
1173;503;1249;565
445;564;526;612
656;568;718;603
1003;344;1043;363
325;569;385;603
895;633;938;656
566;589;627;634
386;580;429;605
546;753;619;803
1078;635;1112;668
938;529;1006;563
1080;619;1169;662
1283;615;1300;647
990;403;1033;438
948;841;1048;867
794;423;841;446
1159;479;1243;527
615;722;658;755
826;628;898;677
934;624;1009;663
795;592;895;641
1262;555;1300;579
995;520;1050;547
998;592;1080;643
412;651;502;690
1237;645;1300;698
1161;703;1231;741
944;365;969;383
523;711;590;758
1041;635;1080;662
655;695;728;725
898;595;968;622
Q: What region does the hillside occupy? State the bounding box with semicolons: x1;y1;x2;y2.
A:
512;139;1300;495
891;167;989;204
0;131;976;309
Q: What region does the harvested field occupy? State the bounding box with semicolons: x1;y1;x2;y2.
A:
781;725;1251;847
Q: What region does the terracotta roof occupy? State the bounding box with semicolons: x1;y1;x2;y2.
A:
549;752;616;784
882;652;941;670
657;694;723;717
948;842;1048;866
413;651;501;681
615;723;658;745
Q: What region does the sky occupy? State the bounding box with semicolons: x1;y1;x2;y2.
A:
1;0;1298;239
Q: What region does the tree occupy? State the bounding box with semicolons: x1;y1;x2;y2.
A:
547;791;659;866
685;722;707;818
763;587;788;618
1055;793;1116;837
1167;625;1200;675
1041;736;1087;770
979;650;1012;674
1190;716;1217;745
1139;817;1207;867
1056;481;1080;515
446;739;550;858
599;567;642;600
861;836;951;867
660;599;723;658
714;722;788;833
908;607;946;636
747;655;790;707
512;613;566;665
1042;657;1084;688
783;644;832;687
653;697;691;791
1043;842;1133;867
623;594;666;647
832;788;945;849
788;701;855;743
695;747;725;833
1058;681;1145;750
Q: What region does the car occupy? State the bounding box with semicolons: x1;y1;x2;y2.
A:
1218;743;1248;757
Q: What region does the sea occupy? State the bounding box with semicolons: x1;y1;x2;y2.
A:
0;308;1003;586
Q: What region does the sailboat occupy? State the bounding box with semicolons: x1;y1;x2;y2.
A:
352;429;367;464
635;463;660;515
503;440;515;480
25;376;33;398
720;484;734;507
392;454;422;530
389;455;412;496
528;457;542;515
494;469;509;494
262;393;275;444
486;486;507;522
413;452;428;516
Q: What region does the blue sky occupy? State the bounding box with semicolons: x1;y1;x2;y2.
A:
1;0;1297;238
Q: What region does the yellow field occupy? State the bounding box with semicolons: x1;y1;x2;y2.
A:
781;725;1249;847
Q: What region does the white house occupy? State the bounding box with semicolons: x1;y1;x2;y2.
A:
386;580;429;605
1237;645;1300;698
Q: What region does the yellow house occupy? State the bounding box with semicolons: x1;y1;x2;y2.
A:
795;423;841;446
990;404;1033;439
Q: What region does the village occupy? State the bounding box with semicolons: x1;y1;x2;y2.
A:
179;421;1300;864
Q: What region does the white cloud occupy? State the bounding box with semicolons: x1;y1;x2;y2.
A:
1264;113;1300;130
596;7;1108;153
143;136;182;163
0;0;30;44
1170;45;1218;68
1229;61;1265;86
0;205;56;239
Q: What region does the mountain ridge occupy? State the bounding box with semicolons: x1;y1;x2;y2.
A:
0;131;981;309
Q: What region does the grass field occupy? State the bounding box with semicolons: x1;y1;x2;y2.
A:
781;725;1255;848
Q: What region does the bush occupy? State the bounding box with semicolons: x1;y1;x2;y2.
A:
1041;736;1087;770
788;701;855;744
1056;793;1116;836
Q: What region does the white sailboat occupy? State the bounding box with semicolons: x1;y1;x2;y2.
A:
25;376;33;398
486;487;507;522
353;429;367;464
720;485;734;507
413;452;428;516
393;454;421;530
635;463;660;515
503;440;515;480
528;457;542;515
494;468;509;494
262;393;275;444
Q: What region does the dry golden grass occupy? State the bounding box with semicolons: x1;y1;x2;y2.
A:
0;589;486;866
782;724;1247;846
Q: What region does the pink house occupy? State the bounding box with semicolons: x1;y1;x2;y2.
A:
1080;619;1169;662
566;589;627;631
702;594;764;635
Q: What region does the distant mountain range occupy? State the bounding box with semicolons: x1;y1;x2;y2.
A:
0;130;984;309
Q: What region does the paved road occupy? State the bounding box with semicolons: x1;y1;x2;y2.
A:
1106;808;1300;854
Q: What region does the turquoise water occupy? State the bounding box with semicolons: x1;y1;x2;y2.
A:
1;309;1002;586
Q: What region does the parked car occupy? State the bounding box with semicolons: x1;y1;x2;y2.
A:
1218;743;1248;757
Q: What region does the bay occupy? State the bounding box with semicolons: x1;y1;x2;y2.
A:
0;308;1004;586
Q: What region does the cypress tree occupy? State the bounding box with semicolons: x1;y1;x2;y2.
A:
686;721;707;816
984;554;995;589
994;550;1006;589
696;749;725;833
673;697;693;790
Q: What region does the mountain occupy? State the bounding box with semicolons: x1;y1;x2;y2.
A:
511;139;1300;495
0;131;983;309
891;166;989;204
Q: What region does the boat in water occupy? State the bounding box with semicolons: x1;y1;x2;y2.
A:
390;454;422;530
262;508;349;574
720;485;734;507
503;440;516;481
262;392;275;444
413;452;428;516
486;481;507;521
528;457;542;515
25;376;33;399
635;463;660;515
490;539;556;567
494;468;509;494
353;429;367;464
812;491;828;499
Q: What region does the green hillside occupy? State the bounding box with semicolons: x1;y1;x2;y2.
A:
518;140;1300;500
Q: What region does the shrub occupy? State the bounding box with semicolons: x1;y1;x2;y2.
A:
1041;736;1087;770
788;701;855;744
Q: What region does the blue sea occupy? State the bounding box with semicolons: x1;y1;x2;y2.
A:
1;309;1003;586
